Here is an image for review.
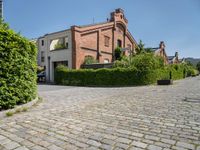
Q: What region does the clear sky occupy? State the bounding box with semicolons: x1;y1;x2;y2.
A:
3;0;200;58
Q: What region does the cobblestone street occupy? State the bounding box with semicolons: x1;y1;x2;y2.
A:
0;77;200;150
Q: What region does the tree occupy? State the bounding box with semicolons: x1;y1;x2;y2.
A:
135;40;145;54
197;61;200;72
0;19;9;30
115;47;122;60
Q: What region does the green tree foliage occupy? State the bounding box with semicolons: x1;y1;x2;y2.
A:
196;61;200;72
114;53;164;70
83;56;98;64
0;20;9;30
54;43;66;50
135;40;145;54
0;22;37;110
115;47;122;60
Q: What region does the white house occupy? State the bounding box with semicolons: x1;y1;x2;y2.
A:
37;29;72;82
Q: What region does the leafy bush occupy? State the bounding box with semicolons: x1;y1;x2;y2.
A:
54;43;66;50
115;47;122;60
83;56;98;64
114;53;164;70
55;67;167;86
197;61;200;72
0;25;37;110
131;53;164;71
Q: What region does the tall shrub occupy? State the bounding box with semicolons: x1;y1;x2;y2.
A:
0;25;37;110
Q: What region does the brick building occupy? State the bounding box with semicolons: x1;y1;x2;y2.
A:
150;41;169;65
37;9;137;82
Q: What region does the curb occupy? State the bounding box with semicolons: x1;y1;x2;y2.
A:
0;97;39;119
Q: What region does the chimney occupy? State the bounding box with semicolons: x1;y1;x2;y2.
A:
175;52;178;57
159;41;165;49
110;8;126;22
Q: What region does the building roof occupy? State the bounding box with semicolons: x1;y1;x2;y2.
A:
168;56;175;60
146;47;159;52
78;21;110;28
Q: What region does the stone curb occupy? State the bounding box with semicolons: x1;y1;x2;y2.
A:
0;96;39;119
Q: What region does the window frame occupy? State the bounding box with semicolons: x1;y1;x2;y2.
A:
104;36;110;47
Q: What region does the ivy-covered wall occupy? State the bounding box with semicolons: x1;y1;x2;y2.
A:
0;29;37;110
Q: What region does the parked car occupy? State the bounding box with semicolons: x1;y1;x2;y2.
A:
37;71;46;82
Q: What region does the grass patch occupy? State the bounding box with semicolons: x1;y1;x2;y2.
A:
5;97;41;117
6;111;14;117
15;108;22;113
22;107;28;112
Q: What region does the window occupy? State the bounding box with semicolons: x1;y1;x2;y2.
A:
54;61;68;69
65;37;69;49
41;40;44;46
117;39;122;48
104;36;110;47
41;51;45;62
50;37;68;51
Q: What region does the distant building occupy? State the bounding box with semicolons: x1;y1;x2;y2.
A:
179;58;186;64
168;52;179;64
36;8;137;82
0;0;3;19
150;41;169;64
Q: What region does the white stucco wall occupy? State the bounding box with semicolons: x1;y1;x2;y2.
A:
37;29;72;82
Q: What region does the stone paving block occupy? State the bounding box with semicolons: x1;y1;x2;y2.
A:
161;138;176;145
47;144;63;150
131;141;147;148
20;140;35;148
115;137;132;144
87;140;101;147
171;146;188;150
30;145;47;150
102;138;116;145
147;145;162;150
14;146;29;150
176;141;195;150
74;141;89;148
129;146;144;150
145;135;160;141
0;138;12;145
131;132;144;138
3;141;20;150
115;142;129;149
99;144;112;150
0;135;7;140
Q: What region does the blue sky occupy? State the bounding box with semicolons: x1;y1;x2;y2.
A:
3;0;200;58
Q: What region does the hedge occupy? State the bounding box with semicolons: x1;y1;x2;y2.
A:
0;29;37;110
55;64;198;87
55;67;157;86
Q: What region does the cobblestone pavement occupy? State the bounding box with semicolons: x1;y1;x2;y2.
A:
0;77;200;150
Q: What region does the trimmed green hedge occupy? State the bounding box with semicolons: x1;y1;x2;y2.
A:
55;64;198;87
55;67;158;86
0;29;37;110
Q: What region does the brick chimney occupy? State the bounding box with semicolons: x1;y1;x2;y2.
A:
159;41;165;49
110;8;128;24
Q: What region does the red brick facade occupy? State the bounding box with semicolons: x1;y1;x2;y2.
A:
71;8;137;69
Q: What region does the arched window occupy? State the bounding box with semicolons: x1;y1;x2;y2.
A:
117;39;122;48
